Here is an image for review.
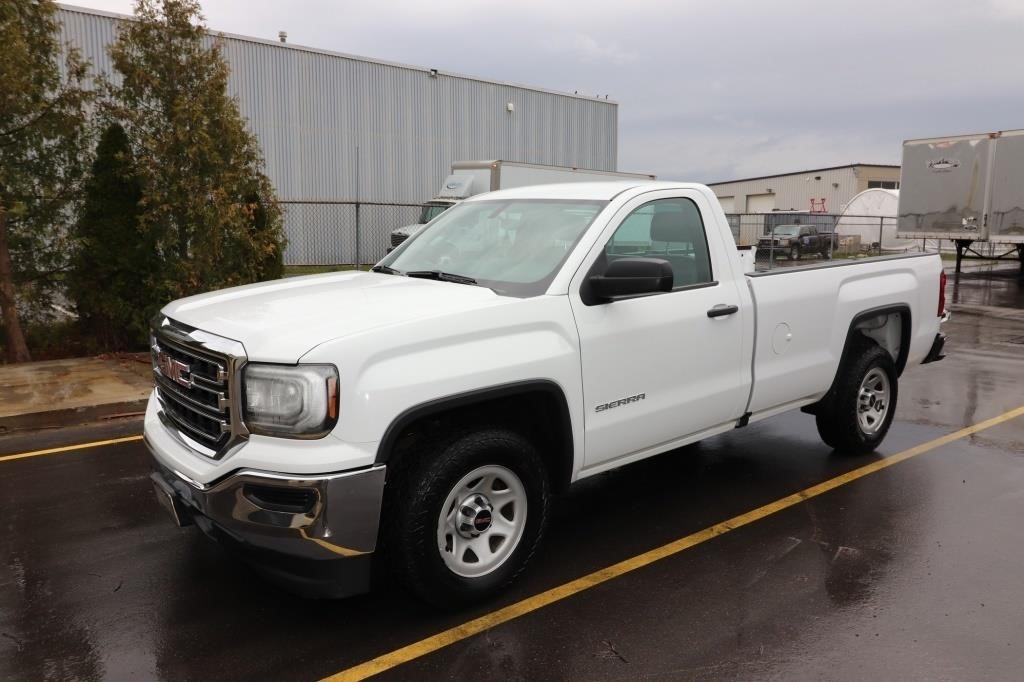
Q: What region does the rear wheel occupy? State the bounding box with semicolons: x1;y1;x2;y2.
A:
815;340;897;453
387;428;550;607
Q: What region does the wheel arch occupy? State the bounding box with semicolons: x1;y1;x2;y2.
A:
376;380;575;492
804;304;910;415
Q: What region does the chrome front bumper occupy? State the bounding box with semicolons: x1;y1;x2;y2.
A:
147;444;386;562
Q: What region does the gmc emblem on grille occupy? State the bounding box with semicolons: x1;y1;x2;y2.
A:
156;350;192;388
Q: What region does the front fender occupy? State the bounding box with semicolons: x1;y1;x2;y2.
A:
299;295;586;478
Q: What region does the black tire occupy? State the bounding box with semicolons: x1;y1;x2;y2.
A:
386;428;550;608
815;340;898;454
790;245;801;260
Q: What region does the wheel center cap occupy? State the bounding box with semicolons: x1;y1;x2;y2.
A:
456;495;493;537
473;509;492;532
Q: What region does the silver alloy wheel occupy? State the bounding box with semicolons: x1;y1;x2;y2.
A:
437;464;527;578
857;367;890;434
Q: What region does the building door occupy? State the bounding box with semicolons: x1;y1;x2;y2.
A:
746;193;775;213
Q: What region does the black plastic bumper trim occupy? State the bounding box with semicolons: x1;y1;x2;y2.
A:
922;333;946;364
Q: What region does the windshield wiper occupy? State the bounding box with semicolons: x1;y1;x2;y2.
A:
405;270;478;285
371;264;400;275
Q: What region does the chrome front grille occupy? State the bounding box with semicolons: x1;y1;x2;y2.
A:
151;317;247;458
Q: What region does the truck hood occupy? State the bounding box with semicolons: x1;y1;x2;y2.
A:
162;272;510;363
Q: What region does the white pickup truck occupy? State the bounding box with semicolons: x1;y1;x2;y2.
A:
146;181;947;605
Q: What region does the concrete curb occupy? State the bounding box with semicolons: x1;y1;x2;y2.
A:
0;354;153;435
0;398;148;435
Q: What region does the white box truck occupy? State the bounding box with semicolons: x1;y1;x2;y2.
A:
897;128;1024;272
389;160;656;248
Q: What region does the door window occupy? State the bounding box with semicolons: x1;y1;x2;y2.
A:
604;198;713;288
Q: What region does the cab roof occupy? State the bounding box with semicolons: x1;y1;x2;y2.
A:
464;181;710;202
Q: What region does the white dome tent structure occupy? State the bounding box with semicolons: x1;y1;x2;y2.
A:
836;189;916;253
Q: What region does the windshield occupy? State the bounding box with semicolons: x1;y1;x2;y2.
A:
379;199;607;297
418;203;451;224
773;225;801;236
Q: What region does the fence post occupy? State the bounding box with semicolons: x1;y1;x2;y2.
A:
829;215;835;260
354;145;360;269
879;216;884;256
355;202;361;269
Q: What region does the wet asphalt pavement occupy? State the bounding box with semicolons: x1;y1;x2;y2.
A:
2;267;1024;681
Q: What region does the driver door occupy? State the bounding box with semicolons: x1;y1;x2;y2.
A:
569;190;749;472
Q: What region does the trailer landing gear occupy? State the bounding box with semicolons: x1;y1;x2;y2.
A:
952;240;1024;275
954;239;973;274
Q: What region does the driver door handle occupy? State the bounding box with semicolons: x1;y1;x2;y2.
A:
707;304;739;318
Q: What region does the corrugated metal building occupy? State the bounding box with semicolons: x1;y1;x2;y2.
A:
709;164;901;215
56;4;619;264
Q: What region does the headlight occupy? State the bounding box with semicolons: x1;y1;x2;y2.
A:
243;364;339;438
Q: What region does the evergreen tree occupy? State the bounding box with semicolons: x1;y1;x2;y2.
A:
0;0;92;363
105;0;284;307
70;122;157;350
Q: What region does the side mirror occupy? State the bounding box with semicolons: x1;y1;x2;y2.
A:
589;257;673;301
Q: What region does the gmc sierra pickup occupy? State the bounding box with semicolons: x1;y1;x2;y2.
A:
145;181;947;606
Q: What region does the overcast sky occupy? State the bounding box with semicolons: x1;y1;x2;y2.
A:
68;0;1024;183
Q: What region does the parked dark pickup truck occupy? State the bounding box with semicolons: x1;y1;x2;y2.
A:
758;224;839;260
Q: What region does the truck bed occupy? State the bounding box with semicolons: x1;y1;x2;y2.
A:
744;252;943;417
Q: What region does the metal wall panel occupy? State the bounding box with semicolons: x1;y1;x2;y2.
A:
710;168;861;215
57;5;618;206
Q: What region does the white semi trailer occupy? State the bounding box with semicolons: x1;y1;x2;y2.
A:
897;128;1024;273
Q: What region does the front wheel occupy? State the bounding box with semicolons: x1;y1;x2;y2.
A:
790;245;801;260
387;429;550;607
815;341;898;453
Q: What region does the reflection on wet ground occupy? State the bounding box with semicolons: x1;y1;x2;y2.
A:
948;263;1024;309
2;269;1023;680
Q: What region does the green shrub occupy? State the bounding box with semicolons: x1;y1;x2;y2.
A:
70;122;157;350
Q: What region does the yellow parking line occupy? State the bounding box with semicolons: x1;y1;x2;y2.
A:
0;435;144;463
324;404;1024;682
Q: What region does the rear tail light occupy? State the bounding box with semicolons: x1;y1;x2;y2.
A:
938;270;947;316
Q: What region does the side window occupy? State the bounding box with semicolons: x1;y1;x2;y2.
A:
604;197;713;288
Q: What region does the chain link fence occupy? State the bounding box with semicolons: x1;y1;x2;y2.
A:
280;201;422;266
725;212;913;271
